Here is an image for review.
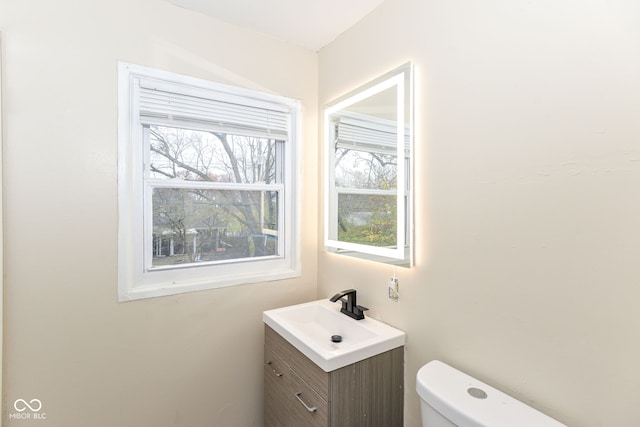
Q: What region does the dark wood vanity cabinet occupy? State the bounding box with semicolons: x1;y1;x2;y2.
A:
263;325;404;427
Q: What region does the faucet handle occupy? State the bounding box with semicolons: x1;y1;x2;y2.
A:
354;305;369;316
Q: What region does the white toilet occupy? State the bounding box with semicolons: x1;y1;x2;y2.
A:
416;360;566;427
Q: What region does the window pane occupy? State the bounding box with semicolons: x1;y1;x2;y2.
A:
149;125;279;184
335;148;397;189
151;187;279;267
337;193;397;247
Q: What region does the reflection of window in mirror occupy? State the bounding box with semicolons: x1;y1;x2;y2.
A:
324;63;413;267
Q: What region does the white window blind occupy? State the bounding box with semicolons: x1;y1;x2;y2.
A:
333;112;410;156
137;78;290;140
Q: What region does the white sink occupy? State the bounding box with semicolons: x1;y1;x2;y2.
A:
263;299;406;372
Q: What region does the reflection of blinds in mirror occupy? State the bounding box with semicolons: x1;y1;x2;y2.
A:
334;113;410;156
137;78;290;140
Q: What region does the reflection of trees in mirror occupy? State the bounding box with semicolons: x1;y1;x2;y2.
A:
149;126;280;267
335;145;398;248
337;192;397;248
335;148;397;189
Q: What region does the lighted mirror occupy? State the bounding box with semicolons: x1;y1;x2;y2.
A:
324;63;413;267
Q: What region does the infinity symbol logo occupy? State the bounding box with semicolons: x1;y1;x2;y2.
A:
14;399;42;412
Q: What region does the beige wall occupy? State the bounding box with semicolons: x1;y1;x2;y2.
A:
0;1;317;426
319;0;640;426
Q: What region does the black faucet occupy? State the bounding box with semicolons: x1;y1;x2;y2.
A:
330;289;369;320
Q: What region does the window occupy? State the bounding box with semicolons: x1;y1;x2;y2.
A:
118;63;301;301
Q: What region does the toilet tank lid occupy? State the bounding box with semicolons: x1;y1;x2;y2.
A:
416;360;566;427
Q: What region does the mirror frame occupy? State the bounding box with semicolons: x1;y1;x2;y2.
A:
324;62;413;267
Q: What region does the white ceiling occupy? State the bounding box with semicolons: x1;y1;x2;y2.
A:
165;0;384;52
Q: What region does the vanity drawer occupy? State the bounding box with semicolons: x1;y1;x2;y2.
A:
264;345;290;426
264;325;329;400
264;344;328;427
264;344;288;383
281;366;328;427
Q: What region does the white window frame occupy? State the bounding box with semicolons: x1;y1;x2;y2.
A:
118;63;301;301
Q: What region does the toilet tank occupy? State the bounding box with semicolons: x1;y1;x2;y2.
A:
416;360;566;427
